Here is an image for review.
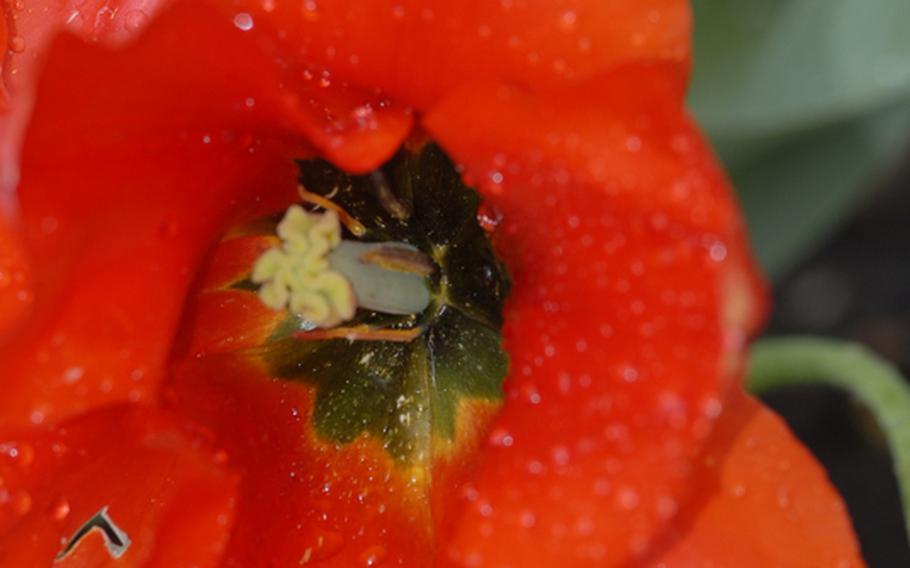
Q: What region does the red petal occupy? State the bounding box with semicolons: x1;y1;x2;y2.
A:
645;391;864;567
1;1;167;104
221;0;690;109
166;355;436;567
0;216;32;341
432;65;767;565
425;65;740;236
0;1;417;431
0;2;301;431
0;406;236;567
0;1;169;198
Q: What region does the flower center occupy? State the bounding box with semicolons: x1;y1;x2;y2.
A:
235;142;510;464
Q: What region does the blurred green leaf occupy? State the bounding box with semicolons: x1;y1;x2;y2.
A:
748;337;910;544
690;0;910;279
729;103;910;279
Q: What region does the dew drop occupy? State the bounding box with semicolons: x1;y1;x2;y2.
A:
527;459;544;475
233;12;254;31
656;495;678;519
10;490;31;515
49;496;71;521
617;487;639;510
359;545;387;566
50;442;68;458
8;36;26;54
625;135;642;152
124;10;148;32
776;487;791;509
298;527;344;564
302;0;320;21
488;427;514;448
550;445;570;466
476;202;503;232
62;366;84;384
0;442;34;467
213;449;229;465
558;10;578;32
577;36;592;53
708;242;727;262
519;509;537;528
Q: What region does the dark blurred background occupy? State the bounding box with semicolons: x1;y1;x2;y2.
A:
765;156;910;567
690;2;910;565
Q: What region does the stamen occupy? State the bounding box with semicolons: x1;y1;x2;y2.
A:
252;205;434;327
298;185;367;237
359;245;435;276
371;170;411;220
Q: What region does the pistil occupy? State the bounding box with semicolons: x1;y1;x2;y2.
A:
252;204;433;328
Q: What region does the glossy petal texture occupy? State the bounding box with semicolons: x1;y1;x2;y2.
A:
0;0;169;201
425;65;765;565
0;215;31;341
0;0;411;205
165;146;510;567
167;354;437;566
0;1;418;432
424;68;740;235
0;0;864;567
0;1;295;431
0;407;236;567
646;391;864;567
223;0;690;109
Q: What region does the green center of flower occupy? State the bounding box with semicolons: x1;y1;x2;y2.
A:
239;142;510;464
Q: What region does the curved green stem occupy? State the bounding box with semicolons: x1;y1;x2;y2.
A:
748;337;910;543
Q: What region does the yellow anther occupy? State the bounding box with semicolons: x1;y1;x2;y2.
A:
252;206;356;328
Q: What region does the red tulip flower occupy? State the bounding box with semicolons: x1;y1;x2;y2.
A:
0;1;865;566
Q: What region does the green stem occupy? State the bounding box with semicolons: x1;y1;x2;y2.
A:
748;337;910;543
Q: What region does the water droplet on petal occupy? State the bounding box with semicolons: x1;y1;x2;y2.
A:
233;12;254;31
359;545;387;566
49;496;71;521
8;36;25;53
124;10;148;32
558;10;578;32
488;427;514;447
302;0;320;21
617;487;639;509
10;490;31;515
0;442;34;467
776;487;791;509
298;527;344;564
62;366;84;384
